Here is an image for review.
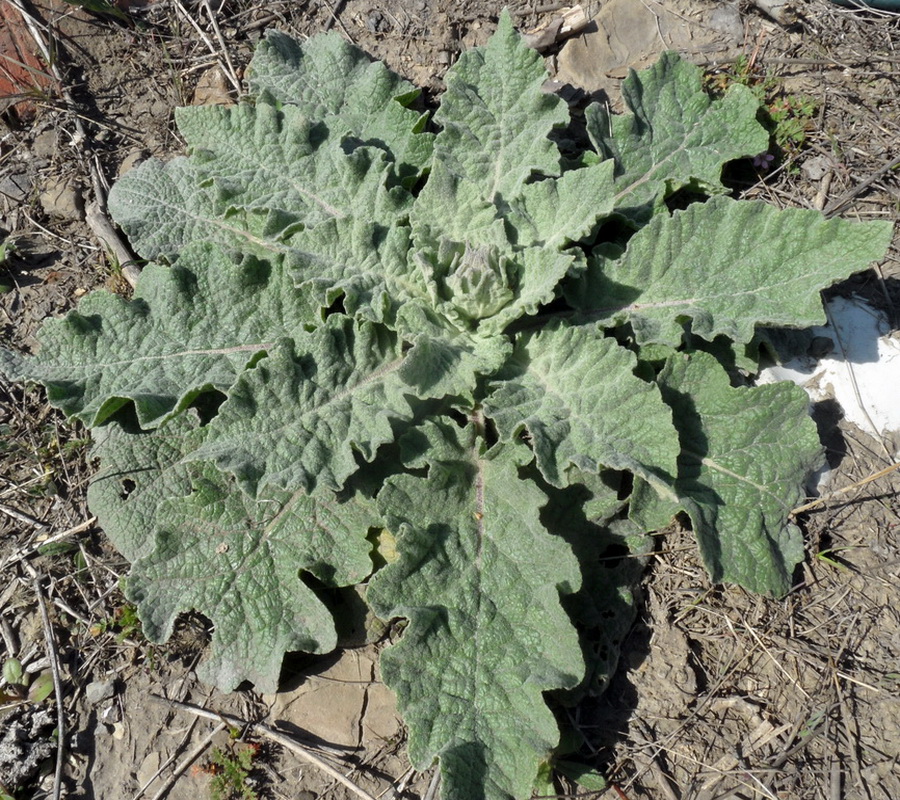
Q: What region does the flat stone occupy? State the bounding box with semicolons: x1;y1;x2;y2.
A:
85;679;116;705
554;0;743;107
265;646;401;750
136;751;161;787
0;172;31;204
801;154;837;181
118;149;148;177
31;129;58;160
39;175;84;221
192;65;234;106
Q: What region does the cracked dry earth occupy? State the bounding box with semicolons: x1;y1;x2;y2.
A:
2;1;900;799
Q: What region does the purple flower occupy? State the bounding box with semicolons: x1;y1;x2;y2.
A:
753;152;775;171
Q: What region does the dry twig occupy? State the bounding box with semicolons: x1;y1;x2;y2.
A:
170;0;241;93
23;564;66;800
149;694;380;800
6;0;140;287
824;154;900;218
422;768;441;800
0;502;49;532
630;718;681;800
522;5;588;51
147;722;228;800
791;462;900;516
85;202;141;287
0;516;97;571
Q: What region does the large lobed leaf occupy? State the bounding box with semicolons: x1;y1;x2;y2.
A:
89;415;378;692
175;101;413;227
368;420;583;800
659;351;821;595
484;322;680;490
568;196;895;347
584;51;769;222
188;316;432;497
111;29;432;261
0;244;314;429
248;28;433;184
108;105;410;263
431;12;567;202
131;464;378;692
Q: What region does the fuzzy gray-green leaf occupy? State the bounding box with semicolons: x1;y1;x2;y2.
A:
585;52;768;221
191;317;424;496
109;101;410;262
87;414;205;562
484;323;680;489
5;243;313;428
433;10;568;202
91;416;378;693
368;420;582;800
571;197;895;347
659;351;821;595
128;462;378;692
248;29;433;183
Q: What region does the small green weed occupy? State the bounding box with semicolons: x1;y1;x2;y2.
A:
60;0;131;23
814;545;858;573
201;740;260;800
89;602;143;643
766;93;817;153
0;235;13;293
707;54;817;157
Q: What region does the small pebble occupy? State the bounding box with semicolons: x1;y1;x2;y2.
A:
118;149;148;177
0;172;31;204
31;130;58;160
39;175;84;221
192;65;233;106
801;155;834;182
85;679;116;705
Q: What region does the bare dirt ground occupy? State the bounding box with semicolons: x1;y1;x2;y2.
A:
1;1;899;799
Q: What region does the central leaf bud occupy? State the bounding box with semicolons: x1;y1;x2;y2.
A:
441;240;516;322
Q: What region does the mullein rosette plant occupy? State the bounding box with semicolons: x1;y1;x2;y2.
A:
1;13;892;800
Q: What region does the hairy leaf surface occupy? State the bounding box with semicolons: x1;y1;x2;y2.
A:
584;52;769;221
569;197;895;346
659;351;820;595
87;414;205;562
176;101;412;224
368;420;582;800
507;164;617;248
432;12;567;201
410;162;613;335
484;323;680;488
109;103;410;262
91;415;378;692
285;217;423;324
129;463;377;692
190;317;426;496
1;244;313;428
248;29;433;183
